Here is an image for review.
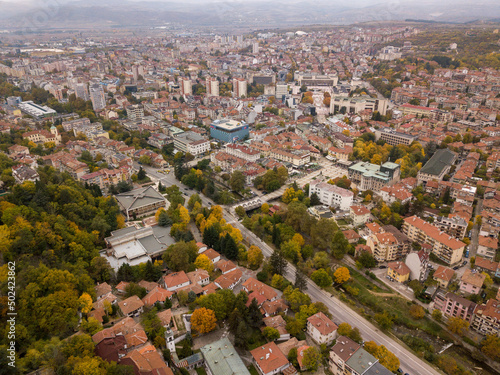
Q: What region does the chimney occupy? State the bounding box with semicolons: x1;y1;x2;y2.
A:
265;354;269;360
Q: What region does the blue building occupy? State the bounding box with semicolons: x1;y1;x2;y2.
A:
210;119;249;143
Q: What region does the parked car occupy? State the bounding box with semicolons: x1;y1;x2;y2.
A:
379;265;387;269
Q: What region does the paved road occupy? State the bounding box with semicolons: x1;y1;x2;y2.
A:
231;220;440;375
140;164;440;375
469;199;483;258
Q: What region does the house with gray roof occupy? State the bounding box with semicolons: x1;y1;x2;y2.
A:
115;185;168;220
345;348;378;375
200;337;251;375
417;149;457;185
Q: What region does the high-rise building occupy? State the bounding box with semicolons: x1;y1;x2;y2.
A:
232;78;247;98
206;77;219;97
126;104;144;121
132;65;139;82
89;84;106;111
179;77;192;96
252;42;260;54
74;83;89;101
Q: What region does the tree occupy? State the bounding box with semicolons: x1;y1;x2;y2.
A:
338;322;352;336
447;316;469;336
263;326;280;341
125;283;147;299
333;267;350;284
309;192;321;206
357;251;376;269
432;309;443;321
331;231;349;259
270;249;287;275
247;245;264;269
409;304;425;319
78;293;93;314
294;268;307;291
229;170;246;192
281;239;301;263
234;321;248;349
194;254;214;274
222;232;238;260
364;341;400;372
481;335;500;361
301;347;321;371
374;311;394;330
162;241;198;271
310;218;337;250
235;206;246;218
89;256;112;283
261;203;270;214
408;280;423;297
311;268;333;288
137;167;147;180
191;307;217;334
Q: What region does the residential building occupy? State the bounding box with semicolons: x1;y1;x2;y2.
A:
477;236;498;261
344;348;379;375
11;165;39;184
471;299;500;336
179;77;192;96
118;295;144;317
74;83;89;101
434;291;476;322
387;261;411;283
474;256;499;275
89;83;106;111
309;180;353;211
120;346;173;375
115;186;169;221
200;338;251;375
405;251;429;282
250;342;293;375
232;78;247;98
206;77;219;97
433;266;455;288
350;205;371;227
306;312;338;345
432;215;468;240
174;131;210;155
210;119;250;143
348;161;400;191
417;149;457;185
126;104;144;121
224;143;260;162
214;268;243;290
459;269;486;295
23;126;62;146
187;269;210;286
329;336;361;375
142;286;174;306
242;277;278;306
367;232;399;262
269;148;310;167
263;315;290;341
402;216;466;265
162;271;190;292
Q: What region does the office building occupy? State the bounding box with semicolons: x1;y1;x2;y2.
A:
173;131;210;156
200;338;250;375
330;96;388;116
206;77;219;97
374;128;416;146
348;161;400;191
210;119;249;143
18;101;57;119
89;83;106;111
232;78;247;98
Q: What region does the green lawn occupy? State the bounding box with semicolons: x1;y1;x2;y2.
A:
248;364;260;375
195;367;208;375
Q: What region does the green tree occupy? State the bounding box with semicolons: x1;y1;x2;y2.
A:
263;326;280;341
124;283;147;299
270;249;287;276
311;268;333;288
294;268;308;291
229;170;246;192
137;166;147;180
301;347;321;371
331;231;349;259
374;311;394;331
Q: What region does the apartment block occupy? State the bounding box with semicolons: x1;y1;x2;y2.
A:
309;180;353;211
402;216;466;265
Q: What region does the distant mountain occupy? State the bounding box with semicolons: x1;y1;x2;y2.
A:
0;0;499;30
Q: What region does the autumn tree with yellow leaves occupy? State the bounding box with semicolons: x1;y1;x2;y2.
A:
191;307;217;334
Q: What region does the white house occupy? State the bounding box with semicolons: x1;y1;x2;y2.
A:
306;312;338;345
309;180;353;211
